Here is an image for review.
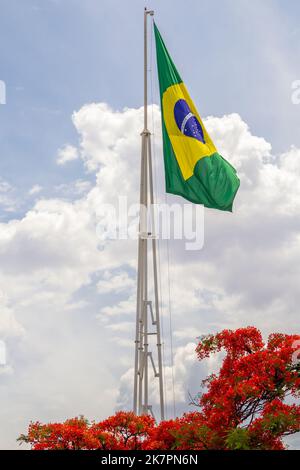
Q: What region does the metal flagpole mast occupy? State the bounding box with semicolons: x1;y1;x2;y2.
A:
133;7;165;421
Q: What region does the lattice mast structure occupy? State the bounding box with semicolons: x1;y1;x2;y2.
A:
133;8;165;421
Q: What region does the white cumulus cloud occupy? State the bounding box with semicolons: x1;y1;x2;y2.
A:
1;101;300;447
56;144;79;165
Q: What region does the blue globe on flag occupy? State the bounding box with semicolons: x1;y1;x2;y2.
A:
174;99;205;144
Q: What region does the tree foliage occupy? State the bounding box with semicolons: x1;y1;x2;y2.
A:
19;327;300;450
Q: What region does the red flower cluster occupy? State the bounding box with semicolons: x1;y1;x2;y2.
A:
18;413;155;450
19;327;300;450
193;327;300;449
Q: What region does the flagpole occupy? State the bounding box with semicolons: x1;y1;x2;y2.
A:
133;7;165;421
144;7;148;132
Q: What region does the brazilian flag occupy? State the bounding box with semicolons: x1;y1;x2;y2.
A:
154;23;240;212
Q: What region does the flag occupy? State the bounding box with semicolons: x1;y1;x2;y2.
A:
154;23;240;212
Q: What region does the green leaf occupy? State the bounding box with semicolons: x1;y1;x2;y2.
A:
226;428;251;450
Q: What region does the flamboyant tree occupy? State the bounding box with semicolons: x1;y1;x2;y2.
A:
19;327;300;450
18;413;155;450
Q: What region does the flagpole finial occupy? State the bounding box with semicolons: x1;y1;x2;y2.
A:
145;8;154;16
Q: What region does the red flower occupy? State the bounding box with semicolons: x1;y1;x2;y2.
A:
19;327;300;450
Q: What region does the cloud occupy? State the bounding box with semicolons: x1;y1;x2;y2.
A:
54;179;92;198
0;178;18;213
28;185;43;196
0;179;13;195
1;101;300;447
98;295;135;319
97;271;135;295
0;294;24;340
56;144;79;165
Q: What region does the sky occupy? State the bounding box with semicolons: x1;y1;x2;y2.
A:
1;0;300;449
